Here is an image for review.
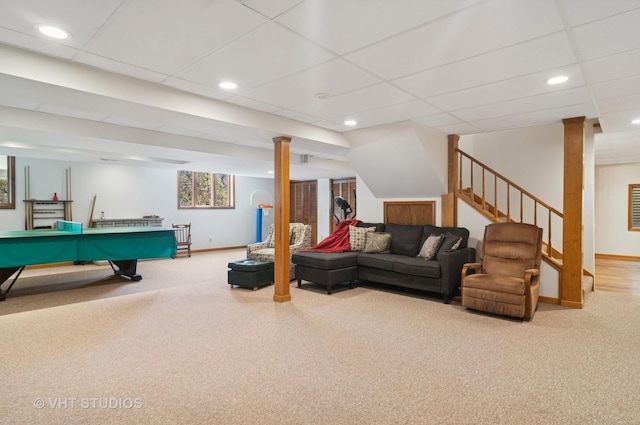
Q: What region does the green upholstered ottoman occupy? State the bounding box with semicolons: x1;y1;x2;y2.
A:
228;259;274;290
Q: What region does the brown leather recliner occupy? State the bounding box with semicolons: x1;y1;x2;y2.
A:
461;222;543;321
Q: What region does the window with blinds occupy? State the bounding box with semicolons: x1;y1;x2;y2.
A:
629;184;640;230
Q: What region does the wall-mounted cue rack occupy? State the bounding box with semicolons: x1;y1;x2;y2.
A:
23;166;73;230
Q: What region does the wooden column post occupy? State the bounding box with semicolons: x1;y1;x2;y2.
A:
273;136;292;303
442;134;459;227
561;117;585;309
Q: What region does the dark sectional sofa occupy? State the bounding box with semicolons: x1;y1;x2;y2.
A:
291;223;476;303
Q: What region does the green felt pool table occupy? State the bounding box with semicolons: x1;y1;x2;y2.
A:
0;225;177;301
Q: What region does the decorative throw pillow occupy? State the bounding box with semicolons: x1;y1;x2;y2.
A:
349;225;375;251
417;234;444;260
435;233;463;260
363;232;392;253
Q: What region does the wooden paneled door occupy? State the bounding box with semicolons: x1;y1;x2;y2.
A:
290;180;318;246
331;178;357;233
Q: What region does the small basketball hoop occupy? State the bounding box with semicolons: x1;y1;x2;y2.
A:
258;204;273;215
250;190;273;243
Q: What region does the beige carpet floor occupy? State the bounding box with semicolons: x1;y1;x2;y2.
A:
0;249;639;424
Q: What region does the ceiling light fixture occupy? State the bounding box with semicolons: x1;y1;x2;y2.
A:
219;81;237;90
632;119;640;125
344;120;357;126
547;76;568;85
37;25;69;39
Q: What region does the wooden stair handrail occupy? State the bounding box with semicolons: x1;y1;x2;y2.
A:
457;149;563;217
456;148;563;262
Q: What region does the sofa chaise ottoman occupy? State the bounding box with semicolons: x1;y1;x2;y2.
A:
292;222;476;302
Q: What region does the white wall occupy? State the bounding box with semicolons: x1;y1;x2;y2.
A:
459;122;565;210
0;157;274;250
595;163;640;256
345;121;447;199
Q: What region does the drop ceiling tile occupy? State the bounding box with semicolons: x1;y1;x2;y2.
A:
598;95;640;114
413;113;463;128
453;87;592;122
591;76;640;101
582;50;640;84
290;83;416;119
606;137;640;148
470;103;596;131
599;109;640;133
346;0;564;80
327;100;441;129
0;27;79;59
435;122;480;136
604;130;640;141
177;22;335;91
393;32;576;99
571;8;640;61
0;0;122;49
276;0;482;55
239;0;304;19
427;64;584;111
558;0;640;27
241;59;381;109
76;52;170;83
85;0;267;75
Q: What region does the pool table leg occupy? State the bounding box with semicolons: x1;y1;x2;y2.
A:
109;260;142;281
0;266;25;301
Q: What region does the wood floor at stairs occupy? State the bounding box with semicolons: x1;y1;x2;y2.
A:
594;257;640;296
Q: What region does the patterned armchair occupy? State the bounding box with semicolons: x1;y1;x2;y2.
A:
246;223;312;280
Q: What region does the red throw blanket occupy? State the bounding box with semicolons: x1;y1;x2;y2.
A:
304;219;360;252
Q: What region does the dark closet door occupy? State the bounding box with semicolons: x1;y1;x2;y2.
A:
290;180;317;246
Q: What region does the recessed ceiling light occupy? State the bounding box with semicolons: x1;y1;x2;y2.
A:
219;81;237;90
37;25;69;39
267;170;274;174
547;76;568;85
632;119;640;125
344;120;357;126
